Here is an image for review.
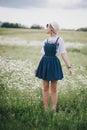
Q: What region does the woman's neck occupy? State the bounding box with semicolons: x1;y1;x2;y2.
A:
50;32;57;37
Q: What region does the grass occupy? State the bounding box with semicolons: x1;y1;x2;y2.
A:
60;30;87;43
0;28;87;43
0;28;87;130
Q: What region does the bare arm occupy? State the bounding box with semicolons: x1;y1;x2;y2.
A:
61;53;72;75
61;53;71;68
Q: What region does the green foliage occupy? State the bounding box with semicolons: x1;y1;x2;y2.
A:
0;28;87;43
30;24;44;29
77;28;87;32
0;82;87;130
59;30;87;43
67;47;87;55
0;29;87;130
1;22;26;29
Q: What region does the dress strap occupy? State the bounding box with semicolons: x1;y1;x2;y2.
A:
55;37;60;45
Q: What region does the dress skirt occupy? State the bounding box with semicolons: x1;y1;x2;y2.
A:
36;55;63;81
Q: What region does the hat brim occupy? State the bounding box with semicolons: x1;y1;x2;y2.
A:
46;23;57;34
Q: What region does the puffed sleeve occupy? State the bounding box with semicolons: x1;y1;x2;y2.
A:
56;37;67;55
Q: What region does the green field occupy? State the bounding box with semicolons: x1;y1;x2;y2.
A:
0;28;87;43
0;28;87;130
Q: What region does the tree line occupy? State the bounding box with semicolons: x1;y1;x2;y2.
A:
0;21;44;29
0;21;87;31
0;22;27;29
76;28;87;32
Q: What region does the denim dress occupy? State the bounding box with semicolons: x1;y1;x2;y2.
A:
36;37;63;81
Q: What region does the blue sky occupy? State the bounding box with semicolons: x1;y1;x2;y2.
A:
0;0;87;29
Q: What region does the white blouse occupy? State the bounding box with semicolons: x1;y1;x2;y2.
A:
41;36;67;56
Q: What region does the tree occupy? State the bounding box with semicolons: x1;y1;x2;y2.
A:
77;28;87;32
30;24;44;29
1;22;27;28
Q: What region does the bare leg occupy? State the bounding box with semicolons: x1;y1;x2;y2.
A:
51;80;58;111
42;80;49;110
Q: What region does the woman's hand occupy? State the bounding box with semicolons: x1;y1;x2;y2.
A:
61;53;72;76
68;68;72;76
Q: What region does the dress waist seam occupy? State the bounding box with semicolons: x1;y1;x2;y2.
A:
43;55;57;58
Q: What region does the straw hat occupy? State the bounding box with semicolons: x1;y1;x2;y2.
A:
46;21;59;34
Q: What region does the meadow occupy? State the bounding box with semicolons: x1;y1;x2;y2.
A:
0;28;87;130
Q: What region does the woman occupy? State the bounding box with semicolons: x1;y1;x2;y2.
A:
35;22;72;111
